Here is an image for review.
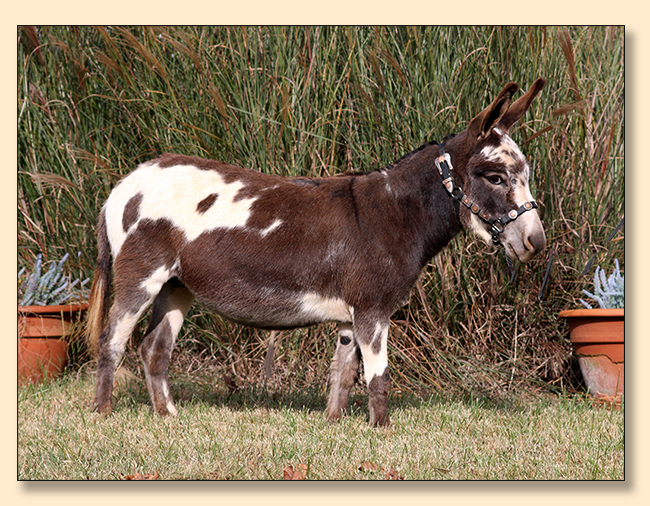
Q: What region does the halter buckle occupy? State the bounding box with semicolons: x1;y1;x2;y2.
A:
491;221;505;235
434;153;453;176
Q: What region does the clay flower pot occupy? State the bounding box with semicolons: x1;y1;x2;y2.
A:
18;304;88;385
559;308;624;403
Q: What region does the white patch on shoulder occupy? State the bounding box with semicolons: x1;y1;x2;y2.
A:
299;293;353;323
105;162;258;257
380;170;393;195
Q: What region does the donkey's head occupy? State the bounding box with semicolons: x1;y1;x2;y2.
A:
445;79;547;262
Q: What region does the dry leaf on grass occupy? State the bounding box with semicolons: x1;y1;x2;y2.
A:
358;461;404;480
121;470;159;480
358;460;379;472
223;374;238;392
283;463;308;480
383;468;404;480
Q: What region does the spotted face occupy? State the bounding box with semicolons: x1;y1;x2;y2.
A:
458;128;545;262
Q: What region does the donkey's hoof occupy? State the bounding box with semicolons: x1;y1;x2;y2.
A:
154;402;178;417
325;408;343;423
92;400;112;416
369;407;390;427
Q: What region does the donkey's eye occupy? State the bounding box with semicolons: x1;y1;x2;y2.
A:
486;175;505;186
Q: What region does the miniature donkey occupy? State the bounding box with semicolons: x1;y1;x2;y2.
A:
88;78;546;426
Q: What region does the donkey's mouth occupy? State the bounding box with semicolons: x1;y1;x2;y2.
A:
505;228;546;263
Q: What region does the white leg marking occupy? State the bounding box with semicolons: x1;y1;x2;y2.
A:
108;311;141;357
163;382;178;416
140;265;172;296
109;268;172;357
166;308;186;347
359;322;389;385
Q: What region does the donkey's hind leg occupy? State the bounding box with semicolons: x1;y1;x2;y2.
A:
138;278;194;416
94;288;161;414
94;265;175;414
326;323;360;422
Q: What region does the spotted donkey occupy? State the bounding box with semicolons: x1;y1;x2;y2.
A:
88;79;546;426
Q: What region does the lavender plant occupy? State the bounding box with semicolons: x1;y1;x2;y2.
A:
18;253;90;306
580;259;624;309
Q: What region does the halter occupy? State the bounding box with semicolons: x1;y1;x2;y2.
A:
434;142;538;247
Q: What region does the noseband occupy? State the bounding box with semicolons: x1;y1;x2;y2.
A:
435;142;538;247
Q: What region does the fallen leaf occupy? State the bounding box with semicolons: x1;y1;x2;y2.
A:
296;463;308;474
383;468;404;480
358;460;379;472
283;464;307;480
114;366;137;388
121;470;159;480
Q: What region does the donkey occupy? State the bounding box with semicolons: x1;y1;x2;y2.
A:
88;78;546;426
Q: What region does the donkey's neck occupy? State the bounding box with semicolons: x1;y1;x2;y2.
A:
359;143;463;269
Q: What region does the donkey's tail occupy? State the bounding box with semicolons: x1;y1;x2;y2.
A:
86;206;112;358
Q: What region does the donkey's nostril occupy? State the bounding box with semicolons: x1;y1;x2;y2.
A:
526;230;546;254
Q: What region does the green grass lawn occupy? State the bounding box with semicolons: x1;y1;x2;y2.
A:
18;372;623;480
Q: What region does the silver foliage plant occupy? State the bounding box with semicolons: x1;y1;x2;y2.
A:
580;259;624;309
18;253;90;306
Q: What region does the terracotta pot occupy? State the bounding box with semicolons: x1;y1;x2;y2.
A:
18;304;88;385
559;308;624;402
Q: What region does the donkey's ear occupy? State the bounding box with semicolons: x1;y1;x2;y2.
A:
498;78;546;132
467;82;519;141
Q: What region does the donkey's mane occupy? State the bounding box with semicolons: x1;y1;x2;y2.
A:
377;134;456;173
335;139;442;178
385;140;439;171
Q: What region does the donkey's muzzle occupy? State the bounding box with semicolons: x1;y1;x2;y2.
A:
526;228;546;256
516;227;546;263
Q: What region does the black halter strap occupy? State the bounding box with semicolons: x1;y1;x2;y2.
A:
435;142;538;247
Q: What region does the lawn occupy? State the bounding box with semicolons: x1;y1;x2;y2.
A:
18;371;623;480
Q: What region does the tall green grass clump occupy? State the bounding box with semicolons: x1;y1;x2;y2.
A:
18;26;624;398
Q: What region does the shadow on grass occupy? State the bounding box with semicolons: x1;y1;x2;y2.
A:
108;365;548;420
113;372;432;417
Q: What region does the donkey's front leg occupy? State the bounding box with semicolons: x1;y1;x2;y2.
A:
326;323;360;422
139;280;194;416
355;315;391;427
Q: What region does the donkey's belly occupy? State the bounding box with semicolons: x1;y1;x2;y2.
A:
178;224;353;329
191;283;354;329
